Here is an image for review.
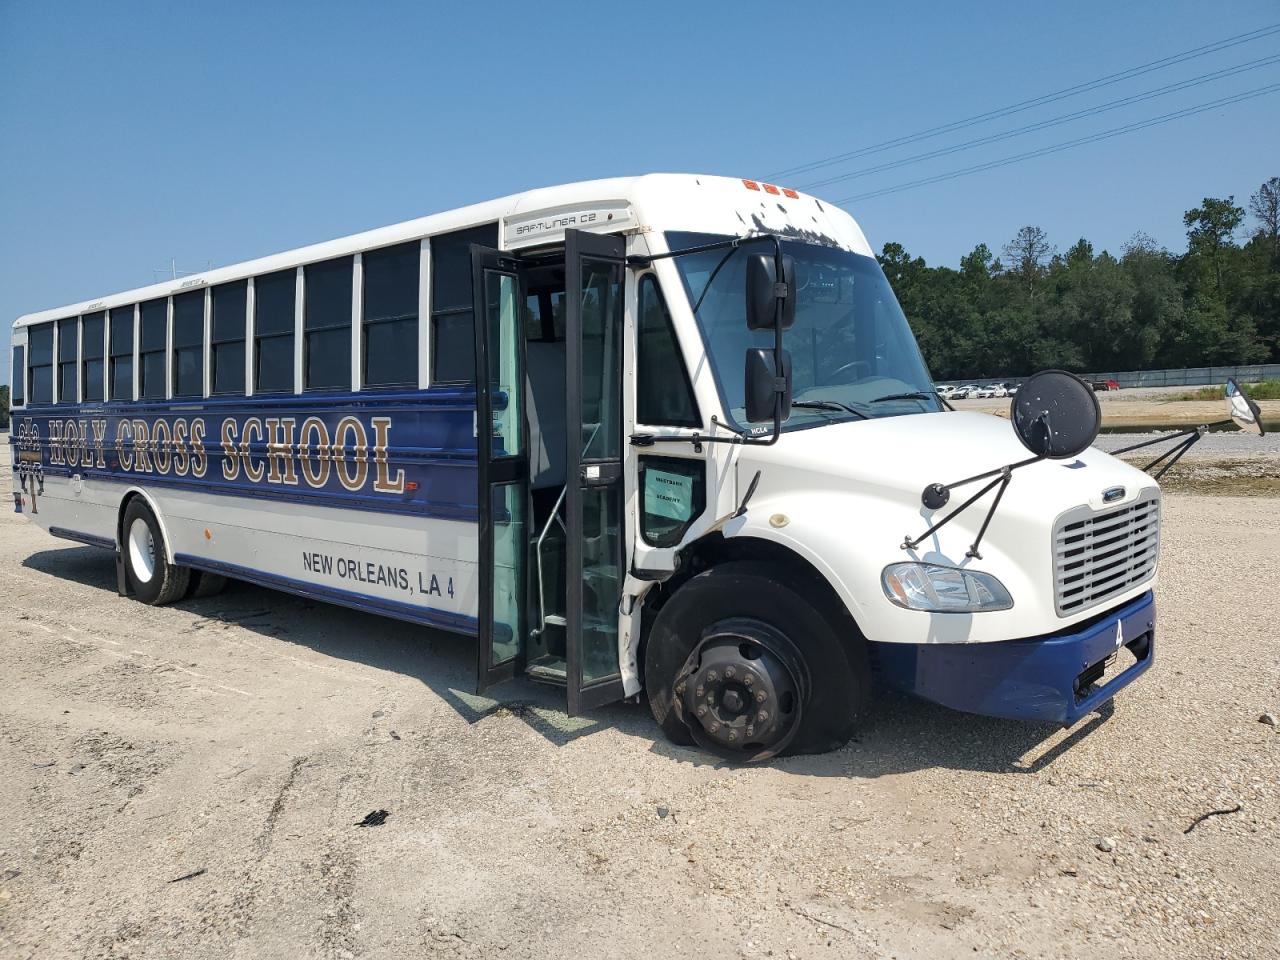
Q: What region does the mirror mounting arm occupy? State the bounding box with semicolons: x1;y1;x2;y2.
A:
903;455;1043;554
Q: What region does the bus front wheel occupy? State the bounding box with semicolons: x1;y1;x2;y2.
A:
121;499;190;605
644;562;868;760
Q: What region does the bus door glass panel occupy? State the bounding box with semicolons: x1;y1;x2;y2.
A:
564;229;626;714
471;246;528;692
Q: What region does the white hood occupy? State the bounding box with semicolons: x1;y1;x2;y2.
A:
728;411;1160;645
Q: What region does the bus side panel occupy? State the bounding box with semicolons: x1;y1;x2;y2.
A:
9;390;481;633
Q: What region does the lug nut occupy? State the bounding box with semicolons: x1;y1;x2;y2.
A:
757;710;768;722
725;666;736;679
755;690;767;703
742;675;754;686
707;670;718;682
709;722;720;733
696;705;707;716
746;726;755;738
696;685;705;698
675;681;686;694
727;731;736;741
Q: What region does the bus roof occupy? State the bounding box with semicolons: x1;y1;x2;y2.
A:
12;173;871;330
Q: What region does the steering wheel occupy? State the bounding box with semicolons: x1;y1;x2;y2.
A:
819;359;871;385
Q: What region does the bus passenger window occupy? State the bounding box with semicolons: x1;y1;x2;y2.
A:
254;269;296;394
304;255;353;391
27;323;53;404
211;280;247;395
57;317;77;403
172;290;205;398
363;241;418;388
109;306;134;401
637;276;700;427
139;299;168;400
12;345;25;406
429;223;497;384
82;311;105;402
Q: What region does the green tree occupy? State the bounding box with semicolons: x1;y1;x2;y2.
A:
1182;196;1244;295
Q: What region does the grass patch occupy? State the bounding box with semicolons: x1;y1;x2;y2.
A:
1172;380;1280;401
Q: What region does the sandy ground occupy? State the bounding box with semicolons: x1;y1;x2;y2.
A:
1;435;1278;960
953;392;1280;429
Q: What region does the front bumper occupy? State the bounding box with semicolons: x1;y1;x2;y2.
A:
870;590;1155;725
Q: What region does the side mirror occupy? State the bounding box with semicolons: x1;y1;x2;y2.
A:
1225;378;1265;435
1010;369;1101;459
745;348;792;423
746;253;796;331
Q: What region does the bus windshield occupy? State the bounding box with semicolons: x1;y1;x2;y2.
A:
667;232;941;430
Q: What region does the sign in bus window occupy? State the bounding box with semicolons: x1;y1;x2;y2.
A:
639;457;706;547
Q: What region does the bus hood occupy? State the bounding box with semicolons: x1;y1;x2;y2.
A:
746;410;1151;513
730;410;1160;645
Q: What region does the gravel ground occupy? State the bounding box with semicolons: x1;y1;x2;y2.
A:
1;439;1278;960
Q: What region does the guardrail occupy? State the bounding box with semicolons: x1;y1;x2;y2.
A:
939;363;1280;390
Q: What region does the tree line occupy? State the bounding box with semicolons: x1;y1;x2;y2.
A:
878;176;1280;381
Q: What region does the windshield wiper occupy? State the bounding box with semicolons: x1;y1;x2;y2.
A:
869;390;954;411
792;399;871;420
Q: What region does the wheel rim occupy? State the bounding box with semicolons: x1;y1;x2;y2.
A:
127;518;157;584
674;618;807;762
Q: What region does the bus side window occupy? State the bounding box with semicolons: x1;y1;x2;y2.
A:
638;456;705;547
304;256;354;391
429;223;497;385
254;269;296;394
637;275;700;427
211;280;247;395
139;299;167;400
172;290;205;398
57;317;77;403
363;241;419;388
28;323;53;404
108;306;134;401
11;344;25;406
82;311;105;402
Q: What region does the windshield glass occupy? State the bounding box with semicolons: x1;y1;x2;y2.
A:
667;232;941;430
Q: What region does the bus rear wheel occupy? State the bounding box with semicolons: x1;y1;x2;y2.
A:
644;561;867;761
121;499;189;605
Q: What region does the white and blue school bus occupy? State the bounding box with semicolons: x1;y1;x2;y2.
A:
9;174;1165;760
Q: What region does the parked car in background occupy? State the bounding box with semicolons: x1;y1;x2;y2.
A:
935;384;956;399
953;383;980;399
1090;378;1121;392
1001;381;1020;395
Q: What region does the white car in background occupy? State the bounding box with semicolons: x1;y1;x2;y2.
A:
985;383;1009;398
952;383;980;399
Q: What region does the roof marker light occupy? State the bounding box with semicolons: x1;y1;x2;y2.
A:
782;188;799;199
743;179;760;191
762;183;780;195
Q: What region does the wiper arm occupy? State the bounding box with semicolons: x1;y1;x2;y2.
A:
869;390;954;411
792;399;871;420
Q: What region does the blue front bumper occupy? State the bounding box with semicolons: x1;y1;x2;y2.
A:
870;591;1156;725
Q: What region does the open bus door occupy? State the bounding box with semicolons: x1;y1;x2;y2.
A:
564;229;627;714
472;246;529;692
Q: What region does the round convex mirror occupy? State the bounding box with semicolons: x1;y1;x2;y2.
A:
1009;370;1101;459
1225;378;1265;436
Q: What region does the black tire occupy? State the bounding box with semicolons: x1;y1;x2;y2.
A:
186;570;228;599
644;561;869;758
121;498;189;605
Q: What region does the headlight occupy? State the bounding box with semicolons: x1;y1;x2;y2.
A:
882;563;1013;613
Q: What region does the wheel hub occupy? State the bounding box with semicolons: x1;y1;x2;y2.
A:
675;622;802;758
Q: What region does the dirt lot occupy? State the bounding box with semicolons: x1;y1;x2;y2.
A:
1;440;1278;960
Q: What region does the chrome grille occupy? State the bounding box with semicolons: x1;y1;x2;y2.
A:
1053;492;1160;616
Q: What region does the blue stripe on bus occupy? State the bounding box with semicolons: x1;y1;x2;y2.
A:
174;553;479;636
49;526;116;550
9;388;483;522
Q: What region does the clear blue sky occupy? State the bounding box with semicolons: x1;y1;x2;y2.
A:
4;0;1279;385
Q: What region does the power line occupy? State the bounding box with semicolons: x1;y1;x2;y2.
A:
799;53;1280;190
768;22;1280;181
833;82;1280;205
